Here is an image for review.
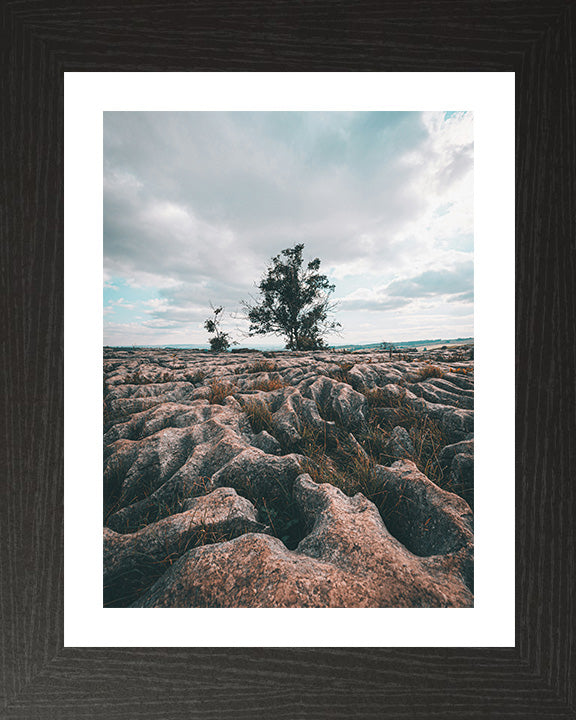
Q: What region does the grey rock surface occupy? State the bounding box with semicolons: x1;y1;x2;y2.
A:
103;347;474;607
104;488;269;606
385;426;415;460
134;475;472;609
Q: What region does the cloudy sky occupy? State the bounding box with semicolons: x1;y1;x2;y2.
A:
104;111;473;347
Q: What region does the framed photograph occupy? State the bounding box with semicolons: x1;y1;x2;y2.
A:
2;3;574;717
66;74;512;647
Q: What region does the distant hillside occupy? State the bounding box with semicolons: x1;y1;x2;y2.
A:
105;337;474;352
333;337;474;352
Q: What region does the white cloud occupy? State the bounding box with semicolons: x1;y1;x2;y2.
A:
387;261;473;298
142;298;170;312
104;111;473;345
340;288;412;312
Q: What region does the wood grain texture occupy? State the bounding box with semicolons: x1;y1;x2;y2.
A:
1;0;574;717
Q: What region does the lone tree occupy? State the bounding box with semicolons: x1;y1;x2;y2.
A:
204;306;234;352
381;341;395;359
244;243;340;350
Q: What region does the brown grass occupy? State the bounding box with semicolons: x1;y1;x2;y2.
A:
412;365;445;381
298;424;387;513
448;366;471;375
366;393;450;488
325;361;355;385
358;420;395;466
251;376;286;392
242;400;276;436
104;491;189;534
363;387;394;408
408;415;446;483
208;379;235;404
237;360;278;374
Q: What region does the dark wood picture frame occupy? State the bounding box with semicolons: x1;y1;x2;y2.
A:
1;2;574;717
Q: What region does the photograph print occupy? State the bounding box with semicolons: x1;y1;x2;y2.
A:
102;110;474;608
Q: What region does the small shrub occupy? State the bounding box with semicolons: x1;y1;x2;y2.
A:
208;336;230;352
204;306;235;352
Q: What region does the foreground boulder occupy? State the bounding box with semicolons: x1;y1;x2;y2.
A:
133;475;472;608
104;488;269;606
439;439;474;508
374;460;473;563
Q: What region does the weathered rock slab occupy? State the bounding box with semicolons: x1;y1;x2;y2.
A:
104;347;474;608
134;475;472;608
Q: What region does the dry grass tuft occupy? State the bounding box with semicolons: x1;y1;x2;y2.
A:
251;376;286;392
412;365;445;381
358;420;394;466
104;491;191;534
363;387;393;408
368;394;450;488
243;400;276;436
208;379;236;405
325;361;355;384
408;415;446;483
238;360;278;374
299;424;387;514
448;366;471;375
185;369;206;384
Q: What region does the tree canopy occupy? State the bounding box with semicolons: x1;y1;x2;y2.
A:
244;244;340;350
